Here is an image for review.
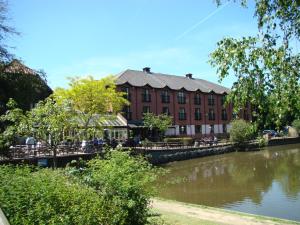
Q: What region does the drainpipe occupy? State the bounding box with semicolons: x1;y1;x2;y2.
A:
204;94;207;136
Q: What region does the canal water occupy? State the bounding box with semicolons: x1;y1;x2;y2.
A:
157;144;300;221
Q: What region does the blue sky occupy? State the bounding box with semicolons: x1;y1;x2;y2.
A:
7;0;258;89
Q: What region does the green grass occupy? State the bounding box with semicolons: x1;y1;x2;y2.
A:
152;198;300;225
148;209;223;225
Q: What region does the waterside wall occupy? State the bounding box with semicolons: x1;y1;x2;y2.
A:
145;137;300;164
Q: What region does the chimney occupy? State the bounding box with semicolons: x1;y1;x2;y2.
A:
185;73;193;79
143;67;151;73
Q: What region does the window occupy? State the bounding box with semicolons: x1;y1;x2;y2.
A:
221;109;228;120
210;125;214;134
162;107;170;115
122;106;132;120
223;124;227;133
179;107;186;120
194;93;201;105
208;94;215;106
142;106;151;114
208;109;215;120
122;87;131;101
179;125;186;135
221;95;226;105
177;91;186;104
142;89;151;102
195;125;202;134
195;108;201;120
161;90;170;103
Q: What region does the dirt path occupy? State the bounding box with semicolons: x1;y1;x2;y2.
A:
151;199;297;225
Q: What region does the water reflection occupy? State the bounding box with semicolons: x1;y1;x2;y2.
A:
157;144;300;221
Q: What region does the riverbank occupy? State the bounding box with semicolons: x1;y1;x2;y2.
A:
145;137;300;164
151;198;300;225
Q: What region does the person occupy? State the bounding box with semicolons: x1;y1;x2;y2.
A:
81;140;87;150
25;136;35;149
98;138;104;149
111;138;118;149
36;141;42;148
213;136;218;145
93;137;98;147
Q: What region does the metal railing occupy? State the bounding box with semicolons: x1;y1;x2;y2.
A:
132;140;231;151
0;144;103;161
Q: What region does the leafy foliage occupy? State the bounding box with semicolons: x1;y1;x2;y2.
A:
229;119;254;145
67;150;162;225
143;113;172;140
0;166;105;225
0;70;52;114
292;119;300;134
210;37;300;129
211;0;300;130
17;97;72;152
54;76;128;139
0;151;164;225
0;99;25;149
215;0;300;42
0;0;19;61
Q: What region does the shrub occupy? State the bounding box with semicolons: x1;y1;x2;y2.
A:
0;166;105;225
229;119;254;145
292;119;300;135
257;136;267;148
71;150;162;225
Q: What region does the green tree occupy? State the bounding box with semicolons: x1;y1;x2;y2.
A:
16;97;72;167
211;0;300;130
292;119;300;135
143;113;172;140
0;0;19;61
0;99;25;150
54;76;128;139
0;60;52;115
229;119;254;145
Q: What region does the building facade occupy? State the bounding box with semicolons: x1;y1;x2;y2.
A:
116;67;251;137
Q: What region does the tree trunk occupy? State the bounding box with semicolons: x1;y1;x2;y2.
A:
52;146;57;169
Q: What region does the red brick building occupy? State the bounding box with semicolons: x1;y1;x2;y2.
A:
116;67;250;137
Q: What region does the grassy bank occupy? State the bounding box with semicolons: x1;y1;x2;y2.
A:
150;198;300;225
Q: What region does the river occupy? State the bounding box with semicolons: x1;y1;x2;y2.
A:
157;143;300;221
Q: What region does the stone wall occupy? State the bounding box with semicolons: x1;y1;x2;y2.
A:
144;137;300;165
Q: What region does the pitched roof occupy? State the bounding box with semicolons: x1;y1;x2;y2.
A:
116;69;230;94
3;59;38;75
86;114;127;127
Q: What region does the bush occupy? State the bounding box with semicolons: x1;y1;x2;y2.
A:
164;137;193;145
0;151;163;225
229;119;254;145
69;150;162;225
292;119;300;135
0;166;105;225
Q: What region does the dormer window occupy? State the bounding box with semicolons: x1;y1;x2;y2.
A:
208;94;215;106
221;95;226;105
122;87;131;101
194;93;201;105
142;89;151;102
177;91;186;104
161;90;170;103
